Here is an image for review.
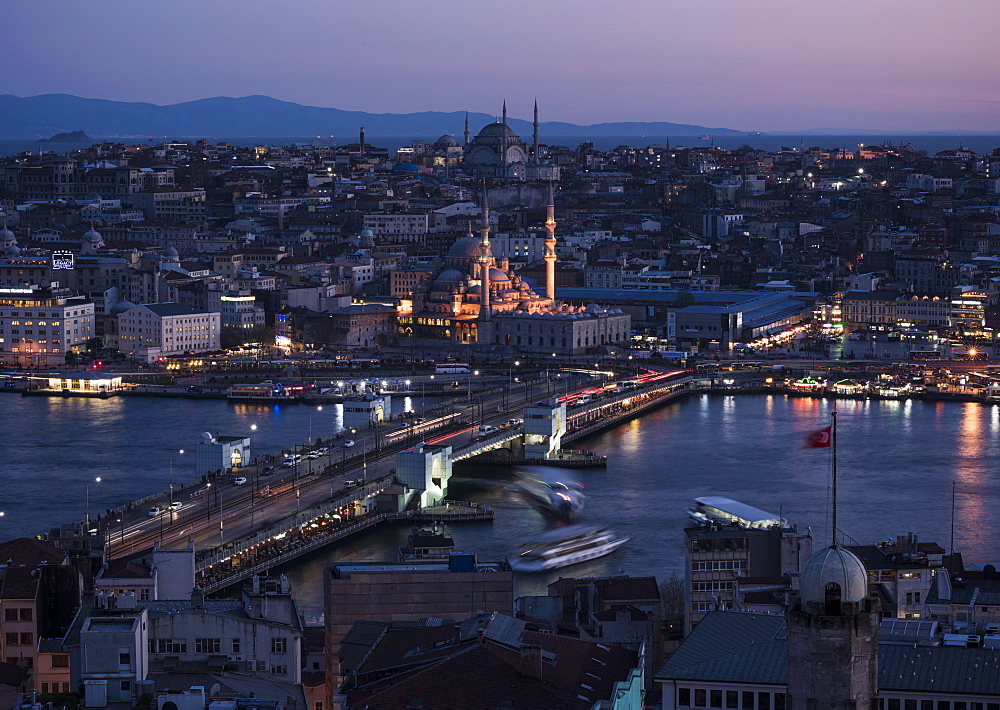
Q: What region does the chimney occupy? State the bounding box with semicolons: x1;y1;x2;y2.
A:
191;585;205;608
519;645;542;680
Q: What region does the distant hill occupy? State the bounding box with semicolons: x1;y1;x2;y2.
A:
0;93;746;140
39;130;93;143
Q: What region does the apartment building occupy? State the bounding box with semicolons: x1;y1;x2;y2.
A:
0;285;94;367
117;303;220;362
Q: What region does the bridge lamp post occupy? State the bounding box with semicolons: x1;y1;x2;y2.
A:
85;476;101;530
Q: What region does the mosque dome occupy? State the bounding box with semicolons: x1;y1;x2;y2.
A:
799;545;869;606
83;227;103;242
0;226;15;243
359;228;374;238
476;122;521;140
447;236;489;260
5;244;19;256
434;134;460;148
489;268;510;282
434;269;466;285
163;245;179;260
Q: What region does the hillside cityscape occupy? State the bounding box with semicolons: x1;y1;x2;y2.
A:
0;106;999;710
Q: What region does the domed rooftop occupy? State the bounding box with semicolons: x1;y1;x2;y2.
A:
359;228;374;238
799;545;869;605
476;122;520;140
489;267;510;282
447;236;490;260
5;244;19;256
0;226;14;241
434;268;466;284
83;228;103;242
434;134;460;148
163;245;178;258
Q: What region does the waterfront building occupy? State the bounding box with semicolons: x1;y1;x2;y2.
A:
195;433;252;474
684;518;812;633
0;284;94;367
116;302;220;362
841;290;901;333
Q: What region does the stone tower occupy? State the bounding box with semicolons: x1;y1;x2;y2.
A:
543;181;557;301
787;545;879;710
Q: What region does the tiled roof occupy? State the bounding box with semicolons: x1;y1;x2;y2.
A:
0;537;67;565
37;638;64;654
0;566;40;601
0;661;29;688
599;576;660;602
655;612;787;685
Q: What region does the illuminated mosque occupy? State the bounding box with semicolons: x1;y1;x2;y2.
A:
396;188;630;356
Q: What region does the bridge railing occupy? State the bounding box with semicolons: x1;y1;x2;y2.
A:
194;472;395;572
451;427;523;460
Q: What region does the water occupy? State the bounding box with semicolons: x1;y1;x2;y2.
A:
0;393;433;531
3;392;997;624
2;134;998;158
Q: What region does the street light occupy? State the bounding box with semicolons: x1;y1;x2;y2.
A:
309;406;323;445
85;476;101;529
169;450;184;516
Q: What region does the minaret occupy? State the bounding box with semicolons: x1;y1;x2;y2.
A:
478;189;492;322
532;99;540;164
543;181;557;301
464;111;470;148
502;100;507;125
500;101;508;176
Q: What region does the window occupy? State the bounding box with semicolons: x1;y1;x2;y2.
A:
694;689;707;707
3;609;16;622
711;690;723;708
758;693;770;710
20;608;33;622
154;638;187;653
195;638;220;654
51;654;68;668
119;651;130;666
5;633;18;646
232;638;241;654
726;691;739;709
120;681;130;692
270;664;287;675
678;688;691;707
271;637;287;653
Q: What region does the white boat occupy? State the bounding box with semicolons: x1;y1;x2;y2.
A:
686;496;787;529
509;524;628;573
515;476;586;518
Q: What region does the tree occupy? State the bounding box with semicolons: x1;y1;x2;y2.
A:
660;572;685;616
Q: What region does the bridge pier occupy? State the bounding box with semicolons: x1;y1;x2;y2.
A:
523;399;567;461
395;443;453;507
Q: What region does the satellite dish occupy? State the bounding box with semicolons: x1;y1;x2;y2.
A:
209;684;221;697
202;432;216;443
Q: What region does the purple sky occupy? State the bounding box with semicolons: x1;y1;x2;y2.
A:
4;0;999;132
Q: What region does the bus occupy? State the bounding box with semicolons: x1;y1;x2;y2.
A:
909;350;943;362
435;363;471;374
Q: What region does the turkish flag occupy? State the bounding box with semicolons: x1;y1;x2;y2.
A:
806;426;832;448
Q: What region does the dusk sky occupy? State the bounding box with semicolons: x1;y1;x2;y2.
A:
4;0;999;132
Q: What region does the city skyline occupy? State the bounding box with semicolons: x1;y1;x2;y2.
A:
3;0;999;133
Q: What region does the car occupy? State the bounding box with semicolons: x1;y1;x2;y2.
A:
169;501;183;510
191;486;210;498
231;476;248;486
344;479;358;488
261;465;276;475
148;506;163;517
413;417;426;424
343;440;355;448
305;452;320;460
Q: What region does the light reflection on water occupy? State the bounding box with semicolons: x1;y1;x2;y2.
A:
4;392;998;624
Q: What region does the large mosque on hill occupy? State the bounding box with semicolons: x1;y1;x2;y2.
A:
462;101;559;181
396;188;629;356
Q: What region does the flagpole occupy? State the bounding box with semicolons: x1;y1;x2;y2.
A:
831;408;837;547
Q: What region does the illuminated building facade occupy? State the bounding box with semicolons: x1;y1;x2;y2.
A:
0;284;94;367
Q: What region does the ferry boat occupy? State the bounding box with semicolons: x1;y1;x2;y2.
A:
509;524;628;573
226;382;299;402
515;475;586;519
686;496;787;530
